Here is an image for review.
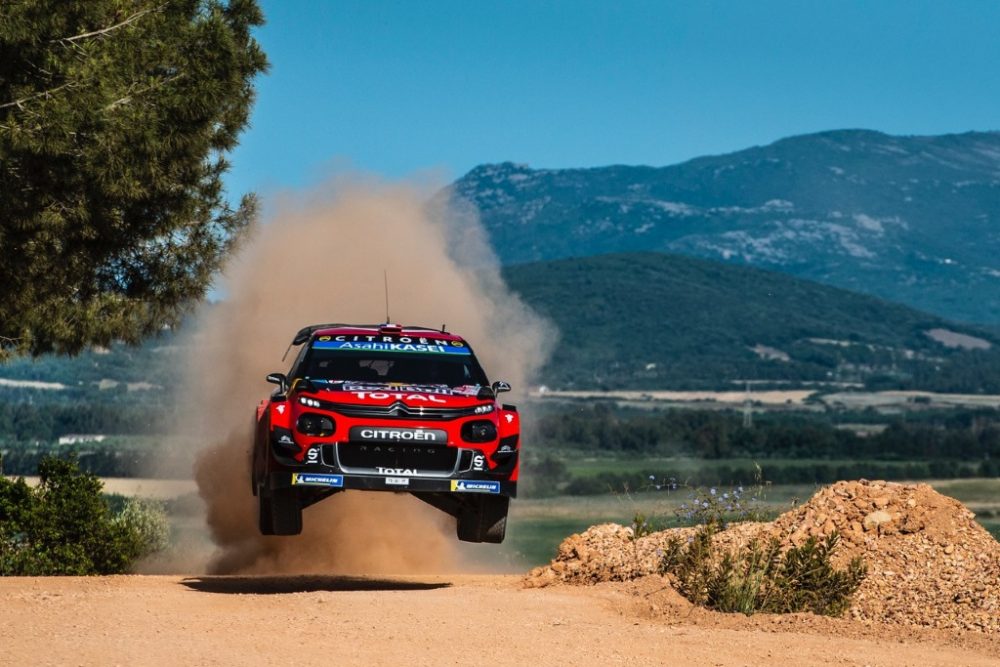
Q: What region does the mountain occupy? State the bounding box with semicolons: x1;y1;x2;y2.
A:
454;129;1000;324
501;252;1000;390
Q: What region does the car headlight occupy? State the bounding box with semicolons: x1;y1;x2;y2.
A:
296;413;335;437
461;419;497;443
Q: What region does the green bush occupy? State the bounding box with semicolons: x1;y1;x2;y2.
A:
660;528;866;616
114;498;171;557
0;455;167;575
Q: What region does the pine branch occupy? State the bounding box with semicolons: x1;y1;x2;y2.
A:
103;72;185;112
0;81;76;110
0;335;23;348
52;4;167;45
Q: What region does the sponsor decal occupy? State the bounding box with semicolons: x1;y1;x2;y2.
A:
291;473;343;487
376;466;417;475
314;381;484;398
306;447;320;463
504;413;514;423
312;335;470;356
450;480;501;494
351;391;447;403
350;426;447;443
278;434;294;445
385;477;410;486
344;383;456;395
276;404;285;415
472;454;486;471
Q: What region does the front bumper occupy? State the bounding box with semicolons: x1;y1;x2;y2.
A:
266;469;517;496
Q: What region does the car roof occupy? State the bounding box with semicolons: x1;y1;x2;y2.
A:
291;323;466;346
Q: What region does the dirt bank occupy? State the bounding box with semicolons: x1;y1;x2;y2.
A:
526;480;1000;633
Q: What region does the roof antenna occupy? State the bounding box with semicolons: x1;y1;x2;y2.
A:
383;270;391;324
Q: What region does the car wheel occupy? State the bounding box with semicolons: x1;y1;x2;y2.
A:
258;487;302;536
257;488;276;535
457;495;509;543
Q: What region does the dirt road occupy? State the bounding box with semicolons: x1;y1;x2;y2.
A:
1;574;996;667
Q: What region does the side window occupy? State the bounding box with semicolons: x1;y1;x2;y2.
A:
288;343;310;378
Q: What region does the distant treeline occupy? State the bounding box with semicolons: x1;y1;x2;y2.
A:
0;444;191;478
0;402;165;441
532;404;1000;461
534;460;998;497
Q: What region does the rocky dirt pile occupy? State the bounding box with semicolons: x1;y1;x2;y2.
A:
524;480;1000;633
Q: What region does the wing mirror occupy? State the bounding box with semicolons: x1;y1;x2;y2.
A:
491;380;512;394
266;372;288;394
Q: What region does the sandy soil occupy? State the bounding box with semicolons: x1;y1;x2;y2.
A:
1;574;997;667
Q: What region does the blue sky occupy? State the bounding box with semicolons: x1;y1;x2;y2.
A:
225;0;1000;198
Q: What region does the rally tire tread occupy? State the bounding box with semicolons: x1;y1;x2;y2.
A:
258;488;302;536
457;496;509;543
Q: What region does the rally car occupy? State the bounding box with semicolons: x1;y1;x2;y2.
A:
251;323;520;543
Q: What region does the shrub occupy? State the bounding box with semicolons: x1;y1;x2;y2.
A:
114;498;171;558
674;483;765;528
0;455;167;575
660;528;866;616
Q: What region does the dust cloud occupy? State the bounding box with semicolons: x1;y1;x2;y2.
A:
185;178;552;575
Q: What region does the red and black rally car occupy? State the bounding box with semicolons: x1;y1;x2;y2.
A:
252;323;520;543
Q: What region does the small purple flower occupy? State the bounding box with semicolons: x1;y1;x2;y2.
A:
710;487;717;496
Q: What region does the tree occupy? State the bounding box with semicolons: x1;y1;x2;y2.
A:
0;1;268;357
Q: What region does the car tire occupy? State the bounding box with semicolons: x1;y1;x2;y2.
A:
258;489;276;535
258;487;303;536
457;495;509;543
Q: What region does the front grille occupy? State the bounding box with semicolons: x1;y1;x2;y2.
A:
330;443;459;474
326;400;485;421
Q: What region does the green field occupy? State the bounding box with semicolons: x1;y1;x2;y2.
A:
562;456;849;478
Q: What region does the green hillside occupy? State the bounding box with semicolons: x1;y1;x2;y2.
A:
502;252;1000;390
3;253;1000;404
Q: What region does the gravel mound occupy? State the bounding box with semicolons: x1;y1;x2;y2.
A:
524;480;1000;633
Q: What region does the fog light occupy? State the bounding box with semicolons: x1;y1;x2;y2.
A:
461;419;497;443
296;413;335;437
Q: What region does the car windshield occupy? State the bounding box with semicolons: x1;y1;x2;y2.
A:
300;349;489;387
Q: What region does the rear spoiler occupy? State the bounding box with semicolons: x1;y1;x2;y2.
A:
289;322;450;347
284;323;456;360
291;323;350;346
